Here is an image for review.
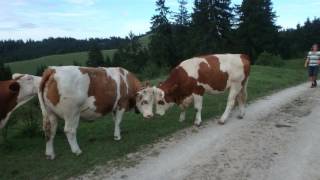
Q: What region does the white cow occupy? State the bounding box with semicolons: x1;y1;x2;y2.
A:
138;54;251;125
38;66;152;159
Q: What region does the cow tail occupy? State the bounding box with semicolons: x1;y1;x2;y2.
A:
38;69;54;139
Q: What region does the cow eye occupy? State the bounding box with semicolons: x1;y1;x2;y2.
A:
141;100;148;105
158;100;165;105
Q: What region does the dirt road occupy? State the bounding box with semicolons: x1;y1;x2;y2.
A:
74;83;320;180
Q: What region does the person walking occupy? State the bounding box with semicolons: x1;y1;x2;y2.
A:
305;44;320;88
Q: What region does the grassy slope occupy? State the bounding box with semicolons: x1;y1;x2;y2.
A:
6;33;152;75
6;49;117;75
0;59;306;180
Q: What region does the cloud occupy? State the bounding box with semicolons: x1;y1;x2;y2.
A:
19;22;36;29
0;22;37;32
46;12;89;17
121;20;150;36
65;0;97;6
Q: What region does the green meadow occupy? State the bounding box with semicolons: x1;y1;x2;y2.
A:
6;49;117;75
0;58;306;180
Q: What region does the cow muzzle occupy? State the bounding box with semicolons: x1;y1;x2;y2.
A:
144;113;154;119
156;111;165;116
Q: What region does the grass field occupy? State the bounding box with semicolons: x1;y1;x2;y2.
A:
0;59;306;180
6;34;152;75
6;49;117;75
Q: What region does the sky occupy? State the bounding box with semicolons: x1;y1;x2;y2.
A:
0;0;319;40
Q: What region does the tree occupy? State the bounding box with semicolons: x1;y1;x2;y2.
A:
149;0;177;67
172;0;191;62
105;56;112;67
236;0;279;61
0;60;12;80
35;64;48;76
111;32;149;73
72;60;81;66
174;0;190;26
189;0;234;55
86;43;105;67
278;17;320;59
0;37;129;63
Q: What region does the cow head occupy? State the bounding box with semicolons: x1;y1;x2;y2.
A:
153;87;174;116
0;74;41;128
136;82;154;119
153;83;177;116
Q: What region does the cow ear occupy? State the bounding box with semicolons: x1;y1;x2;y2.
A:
9;82;20;94
12;73;23;80
167;84;178;94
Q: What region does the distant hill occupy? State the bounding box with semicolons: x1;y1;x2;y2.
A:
0;37;129;63
6;49;116;75
6;33;152;75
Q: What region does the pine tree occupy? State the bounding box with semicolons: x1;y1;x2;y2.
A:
210;0;233;50
190;0;233;55
111;32;149;73
149;0;177;67
35;64;48;76
174;0;190;26
0;60;12;80
173;0;190;62
72;60;81;66
237;0;278;60
105;56;112;67
86;43;105;67
151;0;170;31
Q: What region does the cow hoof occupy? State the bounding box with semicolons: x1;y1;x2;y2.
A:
46;154;55;160
237;115;244;119
194;122;202;127
74;150;82;156
114;136;121;141
218;120;225;125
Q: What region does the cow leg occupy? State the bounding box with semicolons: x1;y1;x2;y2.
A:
113;108;125;141
179;110;186;122
179;96;193;122
219;84;242;124
43;113;58;160
64;113;82;156
236;87;247;119
193;94;203;126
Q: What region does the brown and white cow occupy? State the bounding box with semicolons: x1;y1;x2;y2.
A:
139;54;250;125
38;66;151;159
0;74;41;128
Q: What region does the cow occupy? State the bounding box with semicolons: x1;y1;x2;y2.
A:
0;74;41;128
138;54;250;125
38;66;152;159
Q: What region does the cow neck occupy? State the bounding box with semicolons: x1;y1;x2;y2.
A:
0;80;18;120
159;81;181;105
131;77;142;112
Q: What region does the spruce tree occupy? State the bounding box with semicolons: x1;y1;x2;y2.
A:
149;0;177;67
190;0;233;55
0;60;12;80
105;56;112;67
35;64;48;76
111;32;149;73
237;0;278;60
173;0;190;62
86;43;105;67
174;0;190;26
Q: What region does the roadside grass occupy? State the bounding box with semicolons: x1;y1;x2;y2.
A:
6;49;116;75
0;59;306;180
